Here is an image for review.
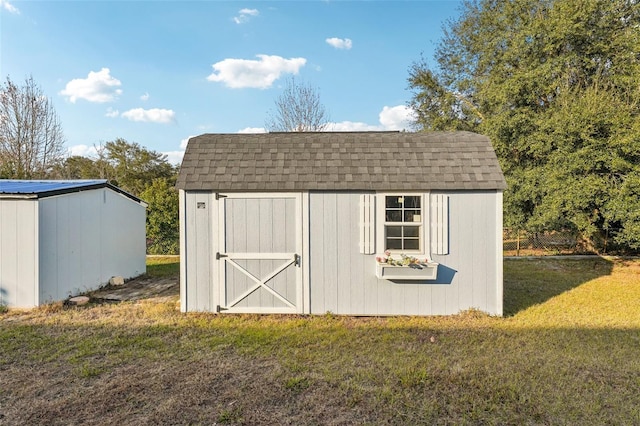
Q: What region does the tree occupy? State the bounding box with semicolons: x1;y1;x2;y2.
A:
51;138;180;255
408;0;640;251
140;177;179;255
0;75;65;178
103;138;176;195
265;77;330;132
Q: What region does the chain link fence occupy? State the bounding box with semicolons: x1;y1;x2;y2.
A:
503;229;592;256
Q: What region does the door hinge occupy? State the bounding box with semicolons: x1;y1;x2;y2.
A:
215;193;227;200
294;254;301;267
216;252;228;260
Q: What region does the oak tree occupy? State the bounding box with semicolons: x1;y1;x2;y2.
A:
409;0;640;251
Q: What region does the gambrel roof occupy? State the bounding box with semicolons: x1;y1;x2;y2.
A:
176;131;507;191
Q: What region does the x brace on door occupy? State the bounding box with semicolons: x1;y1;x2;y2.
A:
218;252;299;309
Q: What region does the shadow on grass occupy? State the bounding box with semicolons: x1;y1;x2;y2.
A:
146;257;180;278
503;256;614;316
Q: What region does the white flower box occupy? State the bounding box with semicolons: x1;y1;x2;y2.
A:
376;261;439;280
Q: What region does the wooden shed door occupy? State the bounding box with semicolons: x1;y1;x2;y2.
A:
217;193;303;313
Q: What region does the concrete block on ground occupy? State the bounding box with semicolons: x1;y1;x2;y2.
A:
110;276;125;286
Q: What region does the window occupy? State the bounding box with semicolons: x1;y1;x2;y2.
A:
363;192;447;256
383;195;422;251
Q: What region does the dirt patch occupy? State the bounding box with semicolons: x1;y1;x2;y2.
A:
89;274;179;302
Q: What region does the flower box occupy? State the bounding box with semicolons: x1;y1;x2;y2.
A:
376;261;439;280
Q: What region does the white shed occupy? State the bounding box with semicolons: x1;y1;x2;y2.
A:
0;180;147;308
176;131;507;316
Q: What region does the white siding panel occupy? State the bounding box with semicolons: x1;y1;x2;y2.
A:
179;190;187;312
309;191;502;316
336;194;353;313
101;189;146;281
321;194;338;313
430;191;502;316
189;192;212;311
38;189;145;304
0;200;38;308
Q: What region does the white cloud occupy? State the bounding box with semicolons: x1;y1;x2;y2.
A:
207;54;306;89
140;92;150;101
238;127;266;134
67;144;98;158
59;68;122;103
121;108;176;124
0;0;19;14
378;105;416;130
233;8;259;24
326;37;352;50
162;136;194;166
326;105;415;132
105;107;119;118
328;121;381;131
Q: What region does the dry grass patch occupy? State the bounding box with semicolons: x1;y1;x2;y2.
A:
1;257;640;425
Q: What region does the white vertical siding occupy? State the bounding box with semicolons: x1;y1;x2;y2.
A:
181;189;502;316
38;188;146;304
430;191;503;316
310;191;503;316
0;199;38;308
181;192;216;312
101;189;146;281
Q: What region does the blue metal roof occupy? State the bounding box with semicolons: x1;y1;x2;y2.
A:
0;180;144;205
0;180;108;195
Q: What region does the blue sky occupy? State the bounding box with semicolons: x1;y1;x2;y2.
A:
1;0;462;165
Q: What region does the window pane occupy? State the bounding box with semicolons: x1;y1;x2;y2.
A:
385;210;402;222
386;238;403;249
404;210;421;222
386;196;402;208
403;226;420;237
404;196;421;208
404;239;420;250
386;226;402;237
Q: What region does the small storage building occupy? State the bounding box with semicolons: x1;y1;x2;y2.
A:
176;131;507;316
0;180;147;308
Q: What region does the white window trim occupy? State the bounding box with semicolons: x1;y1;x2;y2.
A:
376;192;430;257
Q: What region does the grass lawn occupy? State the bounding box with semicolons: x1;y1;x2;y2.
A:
1;257;639;425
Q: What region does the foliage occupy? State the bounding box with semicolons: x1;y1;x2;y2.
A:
2;258;640;424
53;138;179;255
0;75;66;178
265;77;330;132
141;178;179;255
102;138;176;195
408;0;640;252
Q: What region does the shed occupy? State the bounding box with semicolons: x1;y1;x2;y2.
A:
176;131;507;316
0;180;147;308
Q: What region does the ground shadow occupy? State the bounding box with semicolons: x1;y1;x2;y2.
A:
503;256;614;316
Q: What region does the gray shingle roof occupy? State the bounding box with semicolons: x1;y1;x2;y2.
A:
176;131;507;191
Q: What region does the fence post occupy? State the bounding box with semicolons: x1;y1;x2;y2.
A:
516;231;520;257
